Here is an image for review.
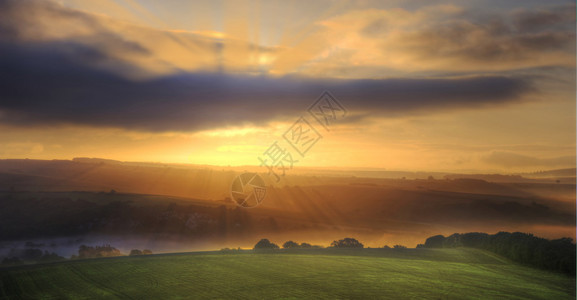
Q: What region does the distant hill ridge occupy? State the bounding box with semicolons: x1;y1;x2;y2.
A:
0;158;573;182
522;168;576;178
72;157;123;165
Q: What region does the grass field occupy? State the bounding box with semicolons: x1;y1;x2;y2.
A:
0;248;574;299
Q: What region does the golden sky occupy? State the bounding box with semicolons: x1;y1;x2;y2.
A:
0;0;574;173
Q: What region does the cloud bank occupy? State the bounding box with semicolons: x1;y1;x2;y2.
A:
0;39;532;131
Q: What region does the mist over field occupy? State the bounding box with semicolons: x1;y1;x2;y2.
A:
0;159;574;260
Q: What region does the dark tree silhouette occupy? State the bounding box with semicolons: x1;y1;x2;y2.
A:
21;248;43;261
331;238;364;248
129;249;143;256
253;239;279;250
78;244;121;258
424;235;445;248
422;232;576;276
283;241;300;249
38;251;65;262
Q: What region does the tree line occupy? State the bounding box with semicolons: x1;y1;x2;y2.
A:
250;238;406;250
72;245;153;259
250;232;575;276
1;244;154;266
421;232;576;276
1;249;65;266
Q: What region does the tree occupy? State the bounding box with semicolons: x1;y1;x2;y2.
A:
78;244;121;258
129;249;143;256
39;251;66;262
330;238;364;248
421;232;576;276
300;243;313;249
393;245;407;249
283;241;300;249
253;239;279;250
424;235;445;248
21;248;43;261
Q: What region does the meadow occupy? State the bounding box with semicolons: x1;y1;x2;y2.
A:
1;248;574;299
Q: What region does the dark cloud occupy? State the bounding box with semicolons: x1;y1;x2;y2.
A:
0;38;533;132
406;22;573;63
0;0;535;132
363;4;575;65
512;6;576;33
483;152;576;168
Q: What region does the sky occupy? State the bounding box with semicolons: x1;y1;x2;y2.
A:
0;0;575;173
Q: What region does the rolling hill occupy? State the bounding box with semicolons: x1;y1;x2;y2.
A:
0;248;574;299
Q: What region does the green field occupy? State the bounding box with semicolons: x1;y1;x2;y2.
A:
0;248;574;299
